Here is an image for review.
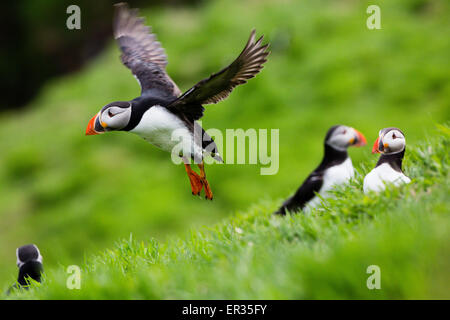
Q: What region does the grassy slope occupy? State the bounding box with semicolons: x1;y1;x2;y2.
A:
6;126;449;299
0;0;449;289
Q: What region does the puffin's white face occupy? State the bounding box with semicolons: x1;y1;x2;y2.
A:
372;128;406;154
86;101;132;135
326;125;367;151
100;105;132;130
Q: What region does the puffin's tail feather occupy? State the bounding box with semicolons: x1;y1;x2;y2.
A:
212;153;223;163
274;206;287;215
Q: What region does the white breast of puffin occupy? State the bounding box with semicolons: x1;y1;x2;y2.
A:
130;105;193;153
363;163;411;193
321;157;354;194
304;157;354;211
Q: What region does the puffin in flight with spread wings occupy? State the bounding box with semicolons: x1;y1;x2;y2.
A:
275;125;366;215
86;3;269;200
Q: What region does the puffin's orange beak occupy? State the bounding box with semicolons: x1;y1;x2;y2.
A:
353;129;367;147
372;137;381;154
86;113;102;136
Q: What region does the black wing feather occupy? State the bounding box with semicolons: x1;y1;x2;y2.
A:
165;30;269;120
275;172;324;215
113;3;181;97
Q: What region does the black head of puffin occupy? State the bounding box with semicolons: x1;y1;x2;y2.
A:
372;127;406;154
325;125;367;151
16;244;44;286
86;101;132;135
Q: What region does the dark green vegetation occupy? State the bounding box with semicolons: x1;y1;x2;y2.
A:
2;0;198;109
6;126;450;299
0;0;449;297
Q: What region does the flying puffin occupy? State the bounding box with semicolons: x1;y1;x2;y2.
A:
275;125;367;215
7;244;43;294
363;127;410;193
85;3;269;200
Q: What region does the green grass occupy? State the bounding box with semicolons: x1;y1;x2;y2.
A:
4;126;449;299
0;0;449;295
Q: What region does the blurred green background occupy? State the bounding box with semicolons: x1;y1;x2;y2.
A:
0;0;448;287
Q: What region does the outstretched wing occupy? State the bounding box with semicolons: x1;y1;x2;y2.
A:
166;30;269;120
113;3;181;97
275;173;324;215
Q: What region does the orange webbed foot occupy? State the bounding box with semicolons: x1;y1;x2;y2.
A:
185;164;203;196
201;177;213;200
198;162;213;200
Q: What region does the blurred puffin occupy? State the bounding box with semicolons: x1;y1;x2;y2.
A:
363;127;410;193
7;244;43;294
86;3;269;200
275;125;366;215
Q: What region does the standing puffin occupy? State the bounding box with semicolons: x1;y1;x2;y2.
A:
7;244;43;294
275;125;366;215
363;127;410;193
85;3;269;200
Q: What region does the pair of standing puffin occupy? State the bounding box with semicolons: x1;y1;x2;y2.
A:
86;3;269;200
275;126;410;215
